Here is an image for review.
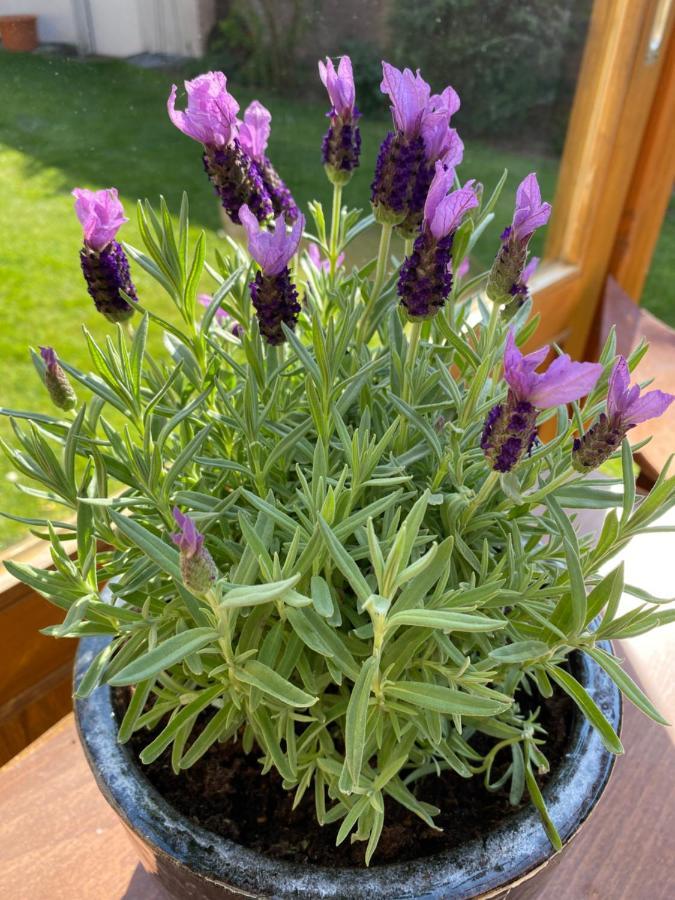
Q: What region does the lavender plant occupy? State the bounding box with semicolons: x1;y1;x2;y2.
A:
2;58;674;864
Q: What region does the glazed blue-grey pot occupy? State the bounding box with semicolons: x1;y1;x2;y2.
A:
74;636;621;900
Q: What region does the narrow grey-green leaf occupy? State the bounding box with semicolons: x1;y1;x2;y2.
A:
109;628;218;685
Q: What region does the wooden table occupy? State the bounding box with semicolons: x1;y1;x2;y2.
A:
1;515;673;899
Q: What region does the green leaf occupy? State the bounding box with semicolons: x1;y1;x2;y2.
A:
524;756;562;851
109;628;218;685
344;656;379;785
621;438;636;521
385;681;511;717
587;647;668;725
585;562;624;627
310;575;334;617
221;575;301;609
238;659;317;708
547;664;623;754
139;682;224;765
387;609;506;634
286;607;360;680
108;510;182;582
489;641;551;664
318;515;372;603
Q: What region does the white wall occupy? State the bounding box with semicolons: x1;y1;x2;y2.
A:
0;0;215;57
0;0;80;46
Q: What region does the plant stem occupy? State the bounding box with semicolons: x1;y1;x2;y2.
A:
396;319;423;452
404;237;413;257
358;222;393;344
329;182;342;280
462;470;499;525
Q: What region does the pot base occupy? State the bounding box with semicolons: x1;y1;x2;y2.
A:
75;638;621;899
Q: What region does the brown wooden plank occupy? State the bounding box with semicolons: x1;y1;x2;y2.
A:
609;19;675;300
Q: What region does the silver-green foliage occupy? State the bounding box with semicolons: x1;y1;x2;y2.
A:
2;190;674;863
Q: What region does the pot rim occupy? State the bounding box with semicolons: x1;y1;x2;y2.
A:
74;637;621;900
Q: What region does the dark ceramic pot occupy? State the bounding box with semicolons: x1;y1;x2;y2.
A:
74;636;621;900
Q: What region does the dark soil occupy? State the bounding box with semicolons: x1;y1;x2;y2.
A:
114;683;574;868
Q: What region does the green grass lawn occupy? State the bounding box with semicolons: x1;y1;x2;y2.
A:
641;194;675;326
2;50;669;548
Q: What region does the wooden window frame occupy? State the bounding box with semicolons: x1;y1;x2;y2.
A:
530;0;674;353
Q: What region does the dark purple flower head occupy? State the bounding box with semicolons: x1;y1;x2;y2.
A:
73;187;128;252
397;166;477;320
167;72;239;148
241;205;304;344
39;346;77;411
79;241;138;323
320;55;361;185
572;357;674;473
487;174;551;313
202;140;273;224
319;56;356;120
482;331;602;473
171;507;218;593
240;205;304;276
373;62;462;233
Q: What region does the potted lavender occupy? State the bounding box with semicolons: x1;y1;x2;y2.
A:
3;56;674;900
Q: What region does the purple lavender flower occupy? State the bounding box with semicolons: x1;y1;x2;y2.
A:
487;174;551;317
397;163;478;319
240;204;304;345
307;243;344;273
481;330;602;472
238;101;299;222
39;346;77;411
73;188;138;323
572;356;674;472
371;63;462;234
171;507;218;593
319;56;361;185
168;73;273;224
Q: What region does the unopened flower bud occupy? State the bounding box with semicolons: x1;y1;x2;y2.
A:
171;508;218;594
39;347;77;411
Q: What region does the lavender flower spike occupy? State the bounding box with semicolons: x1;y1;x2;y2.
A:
371;62;461;235
239;101;299;222
397;164;477;319
240;204;304;345
171;507;218;594
572;356;674;472
481;330;601;472
319;55;361;186
39;347;77;411
487;173;551;317
73;188;138;323
168;73;272;224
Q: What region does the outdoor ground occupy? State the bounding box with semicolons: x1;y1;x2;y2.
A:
0;51;670;547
